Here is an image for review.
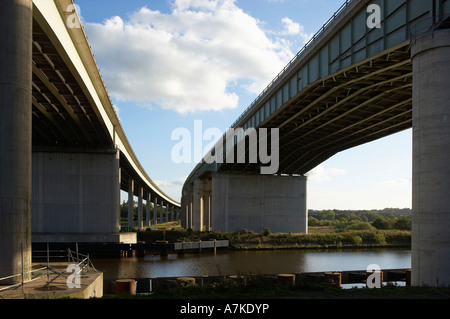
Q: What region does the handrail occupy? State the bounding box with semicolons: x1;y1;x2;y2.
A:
410;14;450;42
0;244;97;296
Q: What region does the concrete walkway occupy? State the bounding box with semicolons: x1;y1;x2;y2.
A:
0;263;103;299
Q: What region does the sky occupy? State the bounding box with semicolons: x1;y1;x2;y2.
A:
73;0;412;210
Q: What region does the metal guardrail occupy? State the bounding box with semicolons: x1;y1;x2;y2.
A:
410;14;450;41
0;243;96;298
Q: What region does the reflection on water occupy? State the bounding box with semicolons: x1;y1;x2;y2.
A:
93;249;411;280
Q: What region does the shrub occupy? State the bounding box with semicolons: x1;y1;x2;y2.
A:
372;232;387;245
346;222;376;231
350;235;363;246
262;227;271;236
392;217;411;230
372;217;392;230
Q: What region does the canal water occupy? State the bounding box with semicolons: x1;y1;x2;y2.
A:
92;248;411;280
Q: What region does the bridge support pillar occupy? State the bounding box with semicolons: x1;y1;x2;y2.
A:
182;189;194;230
204;190;211;232
193;179;204;231
153;197;158;225
146;194;151;227
0;0;33;283
32;150;121;243
411;29;450;287
128;179;134;229
211;173;307;233
137;187;143;230
160;199;164;224
192;179;212;232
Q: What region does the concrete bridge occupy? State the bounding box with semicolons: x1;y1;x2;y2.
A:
2;0;450;289
0;0;180;283
181;0;450;287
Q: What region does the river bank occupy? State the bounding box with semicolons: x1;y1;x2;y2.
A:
136;227;411;251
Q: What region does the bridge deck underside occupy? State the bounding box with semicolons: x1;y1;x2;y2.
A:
219;43;412;175
31;18;177;206
31;21;111;150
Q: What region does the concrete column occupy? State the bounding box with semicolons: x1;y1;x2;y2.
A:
153;197;158;225
0;0;33;283
146;193;151;227
160;199;164;224
211;173;308;233
137;187;143;230
411;29;450;287
204;191;211;232
193;179;204;231
187;189;193;230
181;190;188;228
128;179;134;229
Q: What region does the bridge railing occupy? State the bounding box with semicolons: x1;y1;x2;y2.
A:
230;0;354;129
0;244;97;297
410;14;450;41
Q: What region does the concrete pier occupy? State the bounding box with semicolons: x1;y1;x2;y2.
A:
0;0;33;283
411;29;450;287
211;173;308;233
31;151;121;243
0;263;103;299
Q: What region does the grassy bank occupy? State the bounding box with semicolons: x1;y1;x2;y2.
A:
137;227;411;250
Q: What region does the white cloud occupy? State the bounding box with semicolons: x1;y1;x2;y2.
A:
378;178;411;187
84;0;298;114
154;177;187;188
281;17;301;35
280;17;314;43
306;164;346;183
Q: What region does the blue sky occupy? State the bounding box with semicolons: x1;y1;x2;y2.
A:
74;0;412;210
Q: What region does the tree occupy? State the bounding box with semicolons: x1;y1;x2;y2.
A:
371;217;391;230
308;216;320;227
392;217;411;230
322;210;335;221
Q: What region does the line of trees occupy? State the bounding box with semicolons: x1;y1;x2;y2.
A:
308;208;412;231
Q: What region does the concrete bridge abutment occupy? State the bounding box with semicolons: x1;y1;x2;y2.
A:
185;174;308;234
411;28;450;287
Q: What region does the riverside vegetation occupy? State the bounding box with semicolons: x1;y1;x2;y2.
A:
137;208;412;249
116;208;450;299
